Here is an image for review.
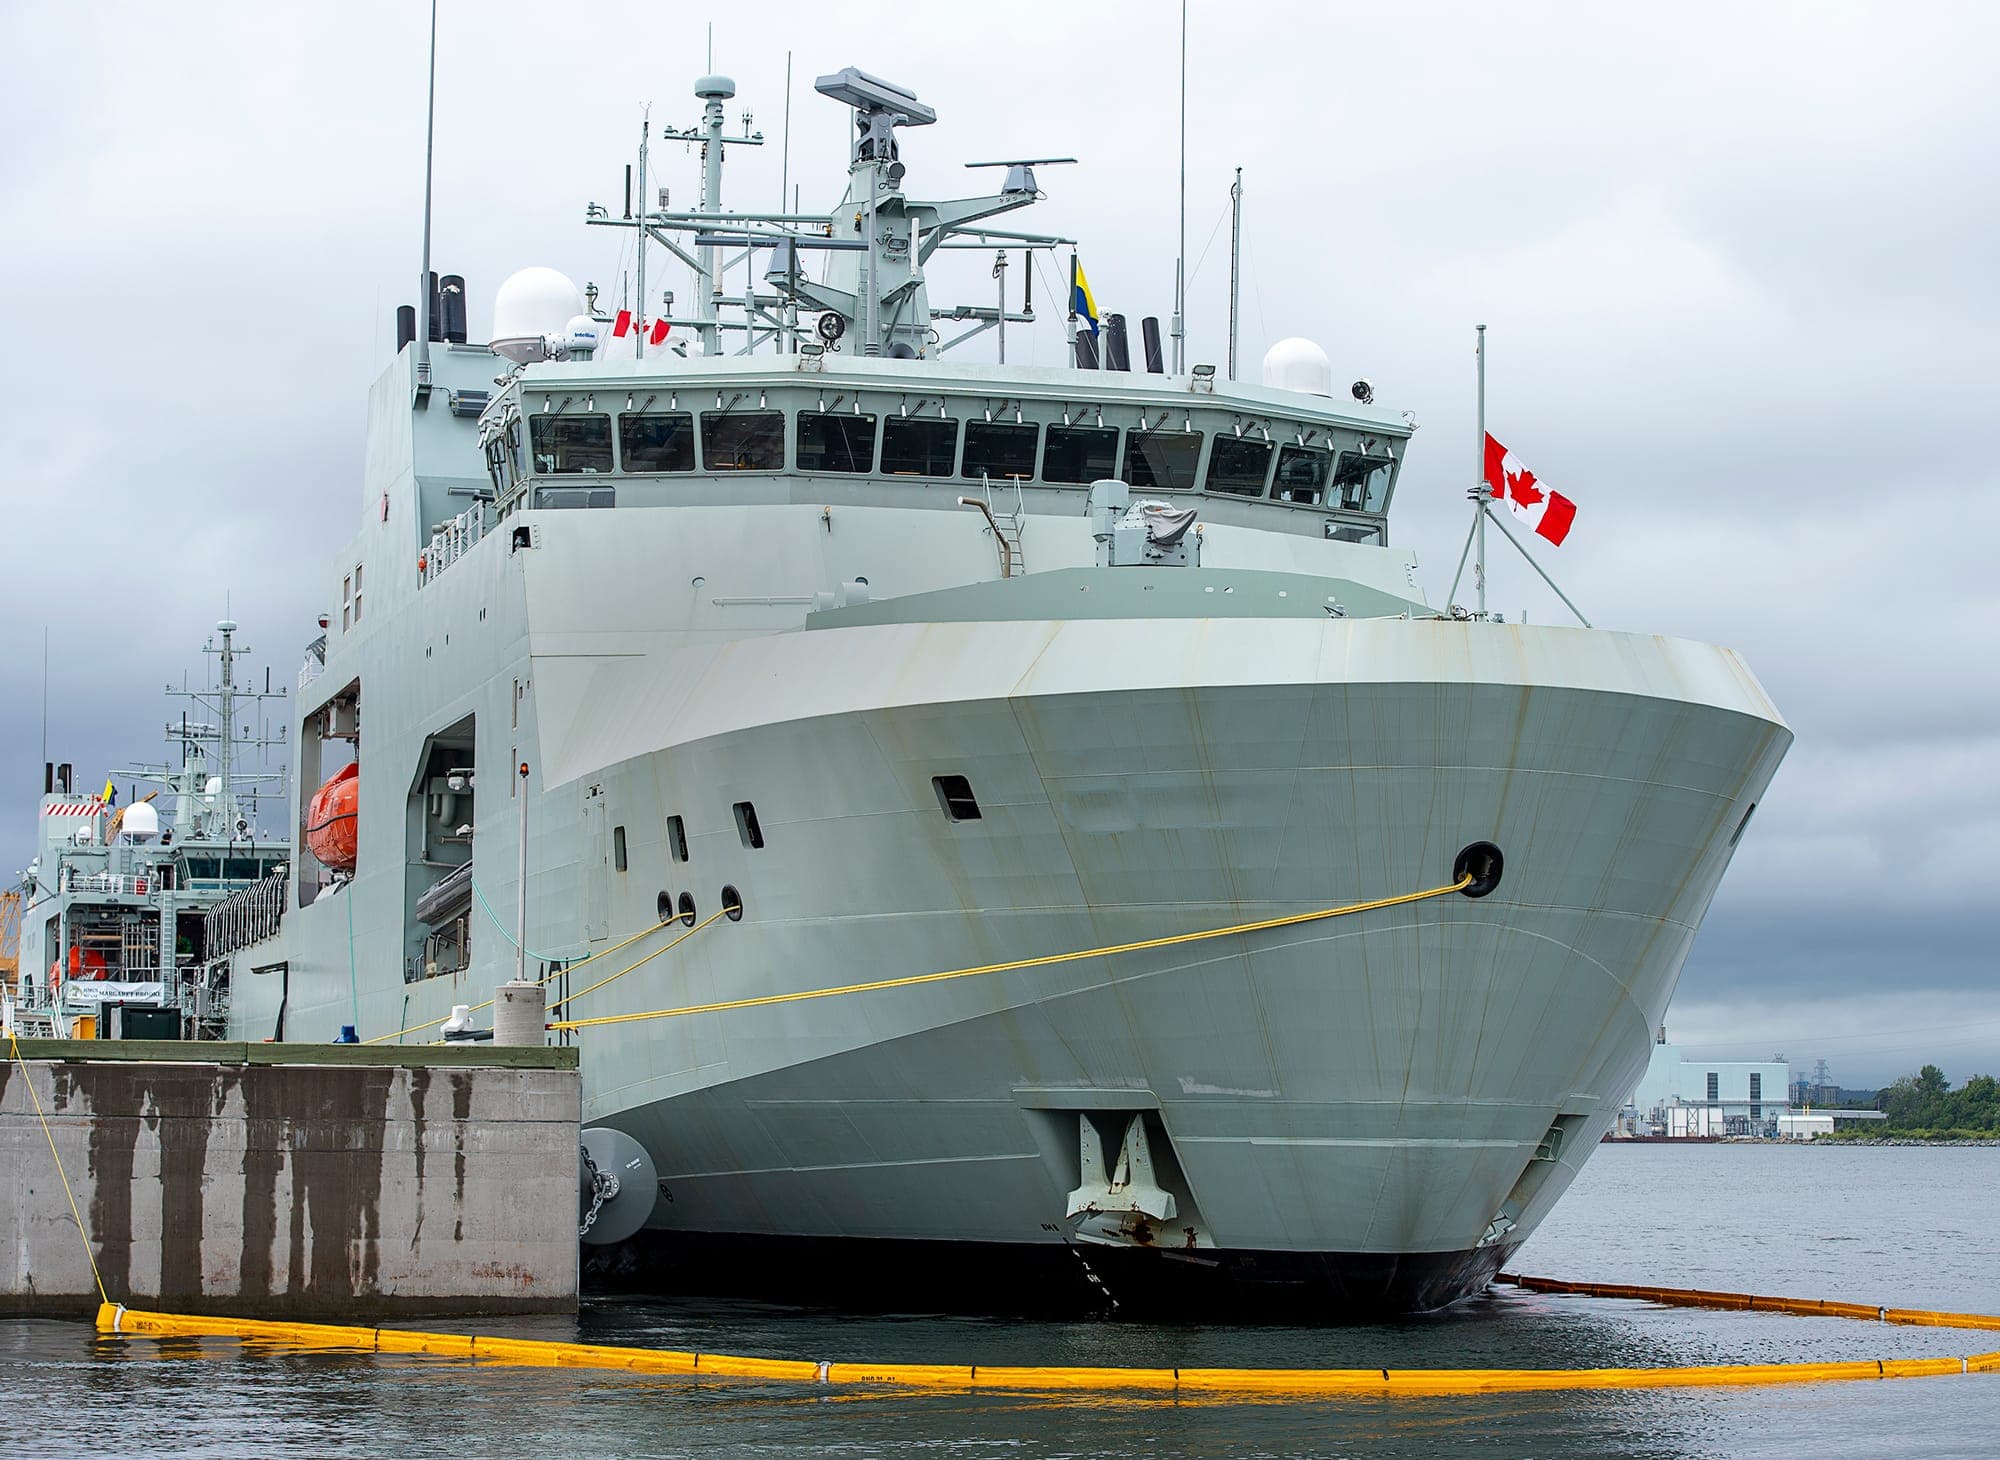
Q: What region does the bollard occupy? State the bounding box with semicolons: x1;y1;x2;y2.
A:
492;980;547;1046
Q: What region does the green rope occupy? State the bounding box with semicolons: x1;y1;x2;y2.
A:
343;882;361;1036
472;875;573;965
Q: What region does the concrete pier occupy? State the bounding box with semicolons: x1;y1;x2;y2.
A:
1;1041;580;1317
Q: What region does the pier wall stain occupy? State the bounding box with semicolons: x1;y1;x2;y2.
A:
1;1051;579;1318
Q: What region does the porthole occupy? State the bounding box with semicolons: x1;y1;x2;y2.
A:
721;884;744;921
1453;841;1504;898
656;891;674;923
677;891;697;927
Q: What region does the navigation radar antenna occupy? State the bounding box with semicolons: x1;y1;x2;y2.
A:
815;68;937;357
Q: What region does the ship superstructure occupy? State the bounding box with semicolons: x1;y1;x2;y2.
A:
213;66;1789;1316
9;623;291;1040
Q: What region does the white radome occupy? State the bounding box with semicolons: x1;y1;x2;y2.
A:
120;802;161;840
492;266;586;363
1261;337;1334;396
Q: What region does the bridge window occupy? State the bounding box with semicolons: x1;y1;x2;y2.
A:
1272;445;1328;504
961;421;1038;481
620;412;696;473
1125;430;1202;490
1203;436;1273;497
529;413;614;474
1042;424;1119;484
797;411;880;474
702;411;785;471
1332;451;1396;512
881;416;959;475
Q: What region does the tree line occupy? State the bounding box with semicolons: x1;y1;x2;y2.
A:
1857;1065;2000;1139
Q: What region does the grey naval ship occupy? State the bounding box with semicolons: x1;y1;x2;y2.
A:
214;67;1789;1317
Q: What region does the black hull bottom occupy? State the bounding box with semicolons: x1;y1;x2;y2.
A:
584;1230;1518;1323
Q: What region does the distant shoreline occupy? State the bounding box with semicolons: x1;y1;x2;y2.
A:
1812;1137;2000;1148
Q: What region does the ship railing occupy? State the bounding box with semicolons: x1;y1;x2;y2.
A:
420;501;490;586
298;633;328;692
205;865;289;957
62;868;158;898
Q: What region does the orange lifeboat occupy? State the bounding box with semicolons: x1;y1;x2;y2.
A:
305;762;360;871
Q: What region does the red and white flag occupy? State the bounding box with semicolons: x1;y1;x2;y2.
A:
611;309;634;338
1483;433;1577;546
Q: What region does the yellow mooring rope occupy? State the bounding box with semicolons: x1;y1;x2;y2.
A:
364;912;676;1045
8;1031;110;1305
95;1284;2000;1395
548;874;1475;1032
545;908;731;1013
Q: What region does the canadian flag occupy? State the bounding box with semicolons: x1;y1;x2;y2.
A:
1483;433;1577;546
610;310;671;346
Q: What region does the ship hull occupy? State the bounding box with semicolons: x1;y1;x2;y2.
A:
533;624;1787;1316
588;1229;1519;1321
235;593;1788;1317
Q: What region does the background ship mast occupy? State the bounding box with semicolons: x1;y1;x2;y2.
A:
117;620;289;846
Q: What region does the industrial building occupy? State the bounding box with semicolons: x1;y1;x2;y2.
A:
1776;1109;1888;1140
1619;1027;1790;1138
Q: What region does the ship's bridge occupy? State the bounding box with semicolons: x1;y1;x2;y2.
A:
473;354;1409;551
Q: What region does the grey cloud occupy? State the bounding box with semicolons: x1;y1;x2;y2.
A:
3;2;1992;1072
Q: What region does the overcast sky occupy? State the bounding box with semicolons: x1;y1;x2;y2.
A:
2;2;1993;1084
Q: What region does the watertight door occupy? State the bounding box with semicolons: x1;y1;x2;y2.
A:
581;790;609;943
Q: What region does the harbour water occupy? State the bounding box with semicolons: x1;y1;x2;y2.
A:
4;1144;1995;1457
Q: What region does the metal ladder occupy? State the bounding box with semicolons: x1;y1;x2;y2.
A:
984;476;1027;576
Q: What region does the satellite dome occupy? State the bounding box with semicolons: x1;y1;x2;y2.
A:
1261;337;1334;397
121;801;160;841
560;314;602;358
492;267;585;363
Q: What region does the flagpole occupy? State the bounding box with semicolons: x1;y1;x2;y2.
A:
1474;323;1487;619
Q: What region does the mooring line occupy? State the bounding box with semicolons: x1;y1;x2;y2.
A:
8;1031;109;1304
549;875;1474;1032
364;912;677;1044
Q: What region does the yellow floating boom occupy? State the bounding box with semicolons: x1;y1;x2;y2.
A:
98;1284;2000;1399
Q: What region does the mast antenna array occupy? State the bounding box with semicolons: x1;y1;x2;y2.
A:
583;68;1075;361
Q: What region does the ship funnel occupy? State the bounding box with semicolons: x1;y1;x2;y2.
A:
395;304;417;353
1073;331;1100;370
1104;314;1131;372
439;274;468;344
1141;316;1165;374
